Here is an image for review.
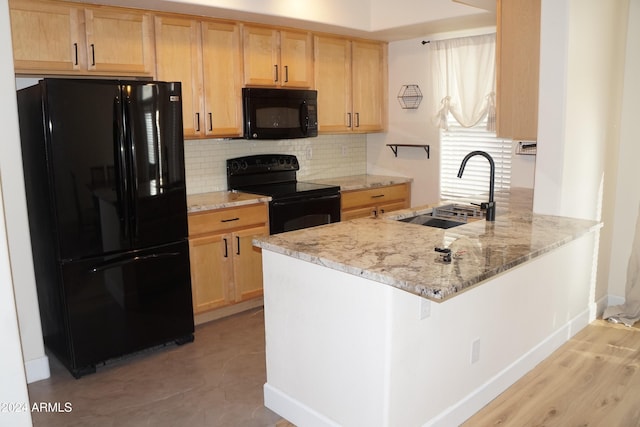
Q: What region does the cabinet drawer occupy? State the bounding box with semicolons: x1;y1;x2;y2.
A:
188;203;268;236
341;184;408;210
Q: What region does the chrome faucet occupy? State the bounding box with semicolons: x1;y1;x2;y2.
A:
457;151;496;221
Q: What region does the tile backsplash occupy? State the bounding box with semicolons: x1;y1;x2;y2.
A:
184;134;367;195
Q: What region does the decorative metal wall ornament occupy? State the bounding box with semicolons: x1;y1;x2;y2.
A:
397;84;423;109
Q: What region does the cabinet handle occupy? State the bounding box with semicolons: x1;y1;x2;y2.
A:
236;236;240;255
355;112;360;128
208;113;213;131
347;113;352;128
90;44;95;66
221;217;240;223
274;64;279;82
223;238;228;258
284;65;289;83
195;113;200;132
372;208;378;218
73;43;78;65
371;194;385;199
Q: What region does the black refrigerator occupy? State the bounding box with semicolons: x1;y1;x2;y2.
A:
17;78;195;378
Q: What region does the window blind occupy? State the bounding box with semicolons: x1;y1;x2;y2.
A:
440;113;512;205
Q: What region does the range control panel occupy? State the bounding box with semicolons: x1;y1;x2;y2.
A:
227;154;299;176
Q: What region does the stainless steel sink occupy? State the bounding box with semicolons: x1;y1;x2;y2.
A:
398;214;466;229
396;204;484;229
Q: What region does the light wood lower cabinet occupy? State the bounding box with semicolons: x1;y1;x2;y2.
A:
341;183;411;220
188;203;268;316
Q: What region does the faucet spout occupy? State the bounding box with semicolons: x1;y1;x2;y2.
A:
457;150;496;221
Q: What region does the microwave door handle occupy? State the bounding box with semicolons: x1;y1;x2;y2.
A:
300;100;309;135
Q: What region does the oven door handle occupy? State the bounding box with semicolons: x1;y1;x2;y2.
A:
270;193;340;207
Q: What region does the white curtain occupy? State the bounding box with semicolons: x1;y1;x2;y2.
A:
428;33;496;130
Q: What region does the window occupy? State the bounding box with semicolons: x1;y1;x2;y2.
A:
440;113;512;205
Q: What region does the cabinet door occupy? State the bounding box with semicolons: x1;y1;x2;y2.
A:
84;7;154;75
351;41;386;133
496;0;540;140
243;25;279;86
341;206;377;221
314;35;352;132
9;0;83;73
202;21;243;137
154;16;203;138
232;225;268;302
189;233;233;314
280;30;313;88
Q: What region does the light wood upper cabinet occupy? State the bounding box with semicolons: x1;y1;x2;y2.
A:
351;40;387;132
314;35;387;133
155;16;242;138
9;0;154;76
154;16;201;137
84;7;154;75
9;0;82;72
243;25;313;88
496;0;540;140
314;36;352;133
279;30;314;87
201;21;243;136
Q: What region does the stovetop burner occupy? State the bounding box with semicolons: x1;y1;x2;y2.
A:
227;154;340;200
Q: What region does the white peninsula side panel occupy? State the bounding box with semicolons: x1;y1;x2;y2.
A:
262;231;597;427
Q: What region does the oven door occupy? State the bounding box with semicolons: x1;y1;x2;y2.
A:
269;193;340;234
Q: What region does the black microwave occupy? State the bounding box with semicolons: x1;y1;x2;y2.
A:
242;88;318;139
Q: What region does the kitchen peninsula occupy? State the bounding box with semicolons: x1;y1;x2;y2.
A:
254;188;601;426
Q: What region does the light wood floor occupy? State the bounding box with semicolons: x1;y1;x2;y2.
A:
27;311;640;427
464;319;640;426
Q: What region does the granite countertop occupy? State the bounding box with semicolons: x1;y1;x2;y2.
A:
311;174;412;191
186;191;271;213
253;188;602;302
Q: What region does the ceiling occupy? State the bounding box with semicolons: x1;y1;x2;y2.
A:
69;0;497;41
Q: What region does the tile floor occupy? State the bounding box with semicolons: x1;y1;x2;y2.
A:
27;308;286;427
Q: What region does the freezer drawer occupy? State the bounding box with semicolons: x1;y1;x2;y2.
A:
57;240;194;377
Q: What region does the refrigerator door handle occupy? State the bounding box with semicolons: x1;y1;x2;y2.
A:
114;95;129;240
123;91;139;241
89;252;182;273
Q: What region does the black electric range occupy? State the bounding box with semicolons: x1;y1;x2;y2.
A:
227;154;341;234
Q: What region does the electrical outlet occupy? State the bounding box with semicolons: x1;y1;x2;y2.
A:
471;338;481;364
419;299;431;319
306;146;313;160
341;145;347;156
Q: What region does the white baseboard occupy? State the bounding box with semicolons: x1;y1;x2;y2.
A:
264;383;340;427
425;307;591;427
25;355;50;384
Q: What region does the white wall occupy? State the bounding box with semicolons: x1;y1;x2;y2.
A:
0;181;32;427
534;0;631;301
367;27;537;207
605;0;640;298
366;36;442;206
0;0;49;384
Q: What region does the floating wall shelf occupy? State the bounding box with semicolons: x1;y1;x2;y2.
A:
386;144;430;159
